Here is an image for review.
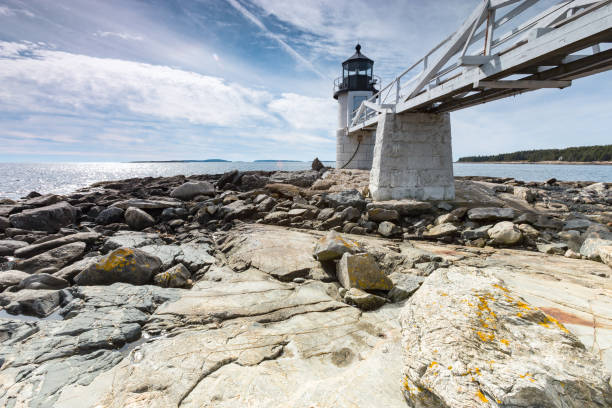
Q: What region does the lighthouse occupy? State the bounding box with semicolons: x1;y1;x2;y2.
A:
333;44;378;169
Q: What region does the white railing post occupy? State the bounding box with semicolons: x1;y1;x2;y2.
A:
395;78;401;104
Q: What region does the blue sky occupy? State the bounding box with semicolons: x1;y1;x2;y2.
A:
0;0;610;162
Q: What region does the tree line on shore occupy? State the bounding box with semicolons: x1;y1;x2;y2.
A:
458;144;612;163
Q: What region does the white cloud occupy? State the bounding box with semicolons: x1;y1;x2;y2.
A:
268;93;336;130
94;31;144;41
0;41;274;127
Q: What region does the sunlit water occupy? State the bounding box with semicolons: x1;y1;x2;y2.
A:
0;162;610;199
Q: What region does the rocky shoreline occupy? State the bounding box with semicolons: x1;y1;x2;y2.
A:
0;162;611;407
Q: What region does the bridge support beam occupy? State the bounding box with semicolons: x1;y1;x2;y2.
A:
369;112;455;201
335;129;375;170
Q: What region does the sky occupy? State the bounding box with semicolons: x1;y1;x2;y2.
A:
0;0;610;162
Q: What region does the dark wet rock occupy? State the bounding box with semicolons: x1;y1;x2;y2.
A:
0;239;29;256
9;201;78;233
95;206;124;225
14;232;99;259
240;174;268;190
323;189;366;211
467;207;517;221
217;169;241;188
0;289;61;317
221;200;255;221
170;181;215;200
269;170;319;188
74;247;162;286
311;157;324;171
563;218;593;231
317;207;335;221
154;263;191;288
0;270;30;290
0;216;9;232
14;242;87;274
461;225;492;240
256;196;277;212
18;273;69;290
340;206;361;222
25;193;64;207
125;207;155;230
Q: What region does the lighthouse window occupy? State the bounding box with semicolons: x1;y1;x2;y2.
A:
352;95;367;116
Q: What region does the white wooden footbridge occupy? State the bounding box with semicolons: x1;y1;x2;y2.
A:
335;0;612;201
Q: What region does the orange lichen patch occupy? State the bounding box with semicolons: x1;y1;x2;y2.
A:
492;283;509;293
499;338;510;346
516;300;532;311
477;294;497;319
543;314;570;334
477;331;495;342
440;292;448;296
96;248;136;272
429;361;439;369
476;390;489;403
519;373;536;383
448;366;453;370
517;312;524;318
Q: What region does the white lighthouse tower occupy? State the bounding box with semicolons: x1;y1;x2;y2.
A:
333;44;378;169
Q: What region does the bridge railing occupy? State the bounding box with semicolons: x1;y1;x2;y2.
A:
350;0;609;130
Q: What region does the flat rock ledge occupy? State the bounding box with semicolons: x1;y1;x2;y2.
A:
0;167;611;408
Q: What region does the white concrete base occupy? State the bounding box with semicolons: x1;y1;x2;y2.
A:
335;129;375;170
369;112;455;201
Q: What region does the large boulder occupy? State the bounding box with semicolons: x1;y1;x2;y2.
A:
597;245;612;268
423;223;458;239
367;208;399;222
0;216;9;232
343;287;387;311
400;266;612;407
17;273;69;290
467;207;516;222
8;201;77;233
14;242;86;274
74;247;162;285
170;181;215;200
95;206;124;225
487;221;522;246
0;270;30;290
0;289;61;317
124;207;155;230
580;225;612;260
269;170;319;187
323;189;366;211
111;198;182;210
14;232;99;259
0;239;28;256
313;230;362;261
366;200;432;216
153;263;192;288
336;252;393;291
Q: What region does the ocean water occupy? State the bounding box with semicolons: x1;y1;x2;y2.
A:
0;162;610;200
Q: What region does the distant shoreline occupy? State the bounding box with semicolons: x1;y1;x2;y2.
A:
456;161;612;165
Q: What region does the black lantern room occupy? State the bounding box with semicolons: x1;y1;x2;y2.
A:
333;44;378;99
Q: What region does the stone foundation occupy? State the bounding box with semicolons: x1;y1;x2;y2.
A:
335;129;375;170
369;112;454;201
